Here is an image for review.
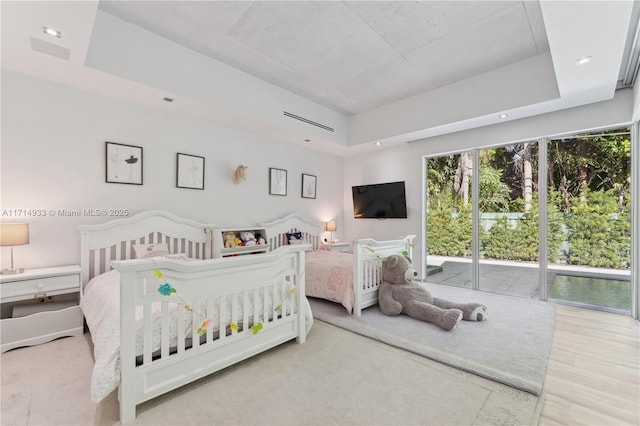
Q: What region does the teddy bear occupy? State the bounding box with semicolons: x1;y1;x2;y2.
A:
241;231;257;246
223;231;237;248
379;255;488;331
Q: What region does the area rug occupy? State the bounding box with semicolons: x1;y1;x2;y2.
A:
309;283;556;395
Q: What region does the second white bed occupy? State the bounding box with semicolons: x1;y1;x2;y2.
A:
259;214;415;316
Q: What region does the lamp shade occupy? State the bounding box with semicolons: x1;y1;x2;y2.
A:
325;221;337;232
0;223;30;246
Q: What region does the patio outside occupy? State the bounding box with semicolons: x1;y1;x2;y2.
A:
426;256;632;315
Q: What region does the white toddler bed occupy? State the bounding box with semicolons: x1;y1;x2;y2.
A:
259;214;415;316
79;210;311;424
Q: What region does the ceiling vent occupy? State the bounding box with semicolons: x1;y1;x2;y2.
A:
283;111;334;132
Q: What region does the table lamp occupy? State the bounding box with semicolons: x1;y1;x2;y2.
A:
1;223;30;274
325;221;336;243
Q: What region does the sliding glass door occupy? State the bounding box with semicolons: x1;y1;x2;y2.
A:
478;143;540;299
425;153;473;288
546;130;632;313
424;126;634;315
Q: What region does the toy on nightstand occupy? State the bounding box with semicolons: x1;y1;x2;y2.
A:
233;236;243;247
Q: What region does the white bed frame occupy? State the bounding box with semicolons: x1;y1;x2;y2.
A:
259;213;415;316
79;211;308;424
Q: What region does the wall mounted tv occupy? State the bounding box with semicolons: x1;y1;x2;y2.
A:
352;181;407;219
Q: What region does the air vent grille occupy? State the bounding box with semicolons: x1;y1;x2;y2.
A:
283;111;334;132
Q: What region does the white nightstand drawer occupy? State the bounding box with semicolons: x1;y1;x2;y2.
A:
1;274;80;302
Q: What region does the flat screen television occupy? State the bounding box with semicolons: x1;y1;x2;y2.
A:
352;181;407;219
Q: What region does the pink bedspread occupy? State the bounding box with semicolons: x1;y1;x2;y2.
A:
305;250;354;313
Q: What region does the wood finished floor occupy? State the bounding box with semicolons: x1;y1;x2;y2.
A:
539;304;639;426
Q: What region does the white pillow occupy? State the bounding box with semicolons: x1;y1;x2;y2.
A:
133;243;170;259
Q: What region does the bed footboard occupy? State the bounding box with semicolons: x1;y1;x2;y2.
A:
113;245;309;424
352;235;415;316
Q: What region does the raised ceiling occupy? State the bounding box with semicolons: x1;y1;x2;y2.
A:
97;1;550;115
1;1;638;155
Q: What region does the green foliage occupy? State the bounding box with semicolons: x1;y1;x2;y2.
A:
428;189;631;268
563;189;631;268
426;200;472;257
478;198;563;262
425;129;631;269
478;165;511;212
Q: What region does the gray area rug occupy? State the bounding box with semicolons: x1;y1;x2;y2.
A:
309;282;556;395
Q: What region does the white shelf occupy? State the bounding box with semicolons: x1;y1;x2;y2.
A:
217;227;269;257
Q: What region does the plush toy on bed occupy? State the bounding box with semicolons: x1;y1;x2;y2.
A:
379;255;488;331
241;231;257;246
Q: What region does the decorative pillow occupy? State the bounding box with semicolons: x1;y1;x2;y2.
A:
286;232;303;244
133;243;170;259
162;253;187;260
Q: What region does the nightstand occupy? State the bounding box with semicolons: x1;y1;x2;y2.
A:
322;242;351;253
0;265;83;352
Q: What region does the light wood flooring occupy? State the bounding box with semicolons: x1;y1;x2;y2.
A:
539;304;639;426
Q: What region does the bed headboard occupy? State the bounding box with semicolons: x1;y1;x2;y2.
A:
77;210;214;288
258;213;322;251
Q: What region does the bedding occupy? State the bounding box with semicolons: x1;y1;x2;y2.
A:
81;267;313;403
305;250;355;313
132;243;170;259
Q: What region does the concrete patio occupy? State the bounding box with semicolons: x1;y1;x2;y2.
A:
425;256;632;314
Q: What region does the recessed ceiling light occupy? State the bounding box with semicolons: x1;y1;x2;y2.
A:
304;139;311;143
43;26;61;38
375;142;381;146
498;113;508;119
163;97;174;102
576;56;592;66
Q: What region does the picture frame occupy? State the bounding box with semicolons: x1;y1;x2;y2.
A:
301;173;317;199
269;167;287;196
105;141;143;185
176;153;205;190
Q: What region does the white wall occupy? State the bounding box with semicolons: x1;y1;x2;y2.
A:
0;71;344;269
343;88;634;276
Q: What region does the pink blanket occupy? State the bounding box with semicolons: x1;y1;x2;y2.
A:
305;250;354;313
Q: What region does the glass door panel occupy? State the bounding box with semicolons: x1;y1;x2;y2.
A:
425;153;473;288
478;143;540;298
546;129;632;313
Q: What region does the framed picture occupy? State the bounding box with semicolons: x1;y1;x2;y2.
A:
105;142;143;185
176;153;205;190
301;173;317;199
269;167;287;196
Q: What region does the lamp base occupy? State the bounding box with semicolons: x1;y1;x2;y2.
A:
1;268;24;275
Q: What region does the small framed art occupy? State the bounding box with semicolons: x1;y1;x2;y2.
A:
105;141;143;185
301;173;317;199
269;167;287;196
176;153;205;190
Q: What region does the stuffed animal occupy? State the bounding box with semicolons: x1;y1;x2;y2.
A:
379;255;488;331
255;233;266;245
234;237;244;247
224;231;236;248
241;231;257;246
